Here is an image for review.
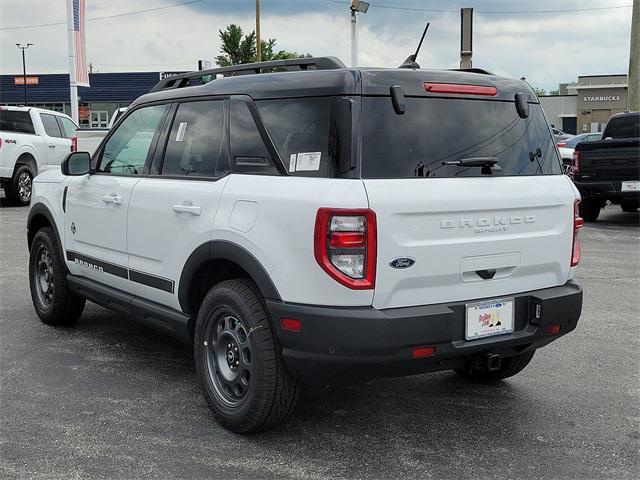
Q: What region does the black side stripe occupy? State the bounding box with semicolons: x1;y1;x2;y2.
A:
129;269;174;294
66;251;174;294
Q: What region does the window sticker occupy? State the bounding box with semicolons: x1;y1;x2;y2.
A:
295;152;321;171
289;153;297;173
175;122;188;142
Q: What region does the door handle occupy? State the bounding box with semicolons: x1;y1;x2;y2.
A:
48;145;56;148
101;193;122;205
172;203;201;216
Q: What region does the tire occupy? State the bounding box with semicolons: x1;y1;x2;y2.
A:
455;350;535;382
579;198;601;222
194;279;300;433
5;164;33;206
29;227;85;326
620;201;639;213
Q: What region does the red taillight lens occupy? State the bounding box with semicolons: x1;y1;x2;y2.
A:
571;199;583;267
424;82;497;96
412;346;436;358
557;142;566;148
314;208;377;289
71;136;77;152
572;149;580;174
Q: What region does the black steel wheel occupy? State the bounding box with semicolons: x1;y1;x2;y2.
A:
194;279;300;433
29;227;85;326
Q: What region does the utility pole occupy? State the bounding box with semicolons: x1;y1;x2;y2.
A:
256;0;261;62
460;8;473;69
16;43;33;106
628;0;639;111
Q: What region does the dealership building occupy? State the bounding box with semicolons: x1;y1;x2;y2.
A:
0;72;182;127
539;74;629;135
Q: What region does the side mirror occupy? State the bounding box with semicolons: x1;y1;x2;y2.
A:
61;152;91;176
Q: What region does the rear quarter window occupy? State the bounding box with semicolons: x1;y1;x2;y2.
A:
0;110;35;134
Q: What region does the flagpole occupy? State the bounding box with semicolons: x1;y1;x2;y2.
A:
66;0;79;124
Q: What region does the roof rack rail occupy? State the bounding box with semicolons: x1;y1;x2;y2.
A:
151;56;347;92
451;68;495;75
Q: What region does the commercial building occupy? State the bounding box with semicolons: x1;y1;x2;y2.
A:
540;74;629;135
0;72;182;127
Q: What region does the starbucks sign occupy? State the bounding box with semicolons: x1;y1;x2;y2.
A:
583;95;620;102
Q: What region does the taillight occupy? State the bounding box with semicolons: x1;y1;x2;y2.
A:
423;82;497;96
557;142;566;148
572;149;580;174
314;208;376;289
0;138;3;149
571;199;584;267
71;136;77;152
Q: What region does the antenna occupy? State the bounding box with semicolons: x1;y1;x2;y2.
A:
399;22;430;69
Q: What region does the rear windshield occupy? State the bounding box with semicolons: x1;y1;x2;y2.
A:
603;114;639;139
0;110;35;134
361;97;561;178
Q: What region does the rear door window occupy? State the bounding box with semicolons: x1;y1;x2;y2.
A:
0;110;35;134
160;100;225;178
40;114;63;138
361;97;562;178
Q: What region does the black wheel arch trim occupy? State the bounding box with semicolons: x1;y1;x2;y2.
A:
27;203;65;263
178;240;281;314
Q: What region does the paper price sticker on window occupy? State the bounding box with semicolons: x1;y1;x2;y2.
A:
289;152;321;172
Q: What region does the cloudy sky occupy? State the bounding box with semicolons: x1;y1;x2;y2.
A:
0;0;634;91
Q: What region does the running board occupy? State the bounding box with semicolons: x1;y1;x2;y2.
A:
67;275;192;344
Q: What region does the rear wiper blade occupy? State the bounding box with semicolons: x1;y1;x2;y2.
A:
442;157;499;167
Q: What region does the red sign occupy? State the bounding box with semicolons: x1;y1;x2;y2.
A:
78;107;91;121
14;76;39;85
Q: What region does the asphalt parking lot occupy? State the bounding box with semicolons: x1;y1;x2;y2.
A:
1;199;638;480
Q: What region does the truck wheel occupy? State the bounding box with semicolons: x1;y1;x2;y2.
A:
620;201;638;213
5;164;33;206
455;350;535;382
579;199;601;222
29;227;85;326
194;279;300;433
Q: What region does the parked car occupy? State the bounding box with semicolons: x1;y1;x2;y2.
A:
572;111;640;220
27;57;584;433
0;106;77;205
74;107;128;156
558;132;602;165
551;127;573;142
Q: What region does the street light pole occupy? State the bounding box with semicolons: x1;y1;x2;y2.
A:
256;0;261;62
16;43;34;106
349;1;369;67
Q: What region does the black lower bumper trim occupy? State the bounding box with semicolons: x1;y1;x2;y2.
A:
266;281;582;384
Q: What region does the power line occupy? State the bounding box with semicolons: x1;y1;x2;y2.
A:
0;0;203;31
326;0;633;15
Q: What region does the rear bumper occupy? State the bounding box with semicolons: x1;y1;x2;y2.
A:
574;180;639;201
267;281;582;384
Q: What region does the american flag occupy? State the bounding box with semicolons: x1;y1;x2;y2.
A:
73;0;89;86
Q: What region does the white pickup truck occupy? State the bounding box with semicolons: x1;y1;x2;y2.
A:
0;106;77;206
74;107;127;156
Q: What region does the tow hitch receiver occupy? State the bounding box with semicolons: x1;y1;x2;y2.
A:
486;354;501;372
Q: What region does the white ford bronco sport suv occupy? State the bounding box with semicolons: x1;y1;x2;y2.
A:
27;57;583;433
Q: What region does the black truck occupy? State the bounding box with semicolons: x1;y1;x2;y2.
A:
572;111;640;221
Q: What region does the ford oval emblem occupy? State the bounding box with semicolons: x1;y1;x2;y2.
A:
390;257;415;269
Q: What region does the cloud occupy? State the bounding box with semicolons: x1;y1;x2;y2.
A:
0;0;632;91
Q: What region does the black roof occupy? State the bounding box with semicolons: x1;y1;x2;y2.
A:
132;57;536;107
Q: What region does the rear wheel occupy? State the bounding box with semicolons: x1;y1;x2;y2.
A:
5;164;33;206
29;227;85;325
579;198;601;222
620;201;639;213
455;350;535;382
194;279;299;433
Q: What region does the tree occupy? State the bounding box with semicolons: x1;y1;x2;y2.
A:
532;87;547;96
215;24;310;67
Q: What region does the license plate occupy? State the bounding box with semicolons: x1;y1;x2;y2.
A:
621;181;640;192
465;298;514;341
